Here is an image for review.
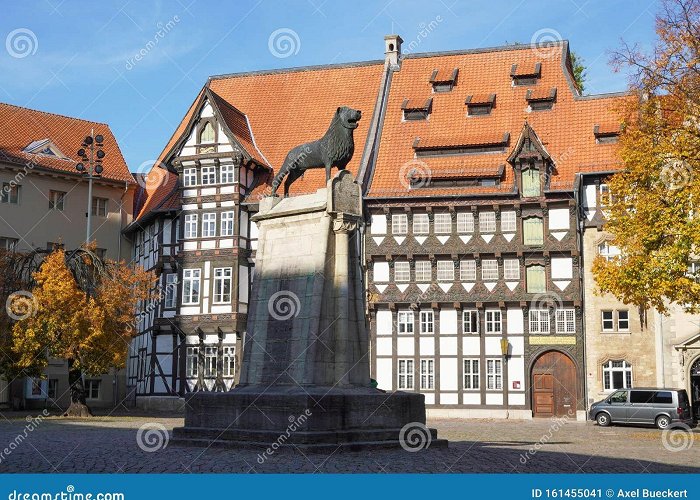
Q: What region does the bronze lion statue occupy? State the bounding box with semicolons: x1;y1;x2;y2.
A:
271;106;361;197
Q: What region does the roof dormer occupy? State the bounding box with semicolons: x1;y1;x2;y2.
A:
511;62;542;86
401;97;433;121
465;93;496;116
526;87;557;111
594;124;621;144
429;68;458;93
22;139;68;159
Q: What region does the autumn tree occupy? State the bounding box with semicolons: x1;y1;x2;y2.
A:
570;51;588;92
593;0;700;324
11;249;153;416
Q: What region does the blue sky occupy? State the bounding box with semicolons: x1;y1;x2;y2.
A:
0;0;659;171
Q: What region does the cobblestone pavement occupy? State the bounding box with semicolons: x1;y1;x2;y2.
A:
0;413;698;473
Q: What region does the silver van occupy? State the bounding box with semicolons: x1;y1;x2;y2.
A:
589;388;694;429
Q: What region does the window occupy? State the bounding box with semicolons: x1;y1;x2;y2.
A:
687;261;700;283
460;260;476;281
398;359;414;390
481;259;498;281
479;211;496;233
47;379;58;399
414;261;431;282
457;212;474;233
394;261;410;282
48;190;65;211
529;309;550;334
0;237;18;251
503;259;520;280
392;214;407;235
602;360;632;391
85;380;101;399
164;274;178;308
204;346;217;377
200;122;215;144
486;359;502;390
220;164;235;184
654;391;673;404
523;218;544;246
629;390;655;404
599;184;611;207
201;166;216;185
1;183;20;204
186;347;199;378
183;168;197;187
397;311;414;334
213;267;232;303
182;269;201;304
609;390;627;403
420;311;434;334
223;346;236;377
202;213;216;237
526;265;546;293
413;213;429;234
617;310;629;331
463;310;478;334
555;308;576;333
184;214;198;239
602;311;615;331
437;260;454;281
464;359;480;389
485;310;502;334
434;213;451;234
220;211;234;236
420;359;434;390
598;242;621;261
501;210;516;232
521;168;540;197
91;197;107;217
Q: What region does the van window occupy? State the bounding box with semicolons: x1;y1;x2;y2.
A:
609;390;627;403
653;391;673;404
678;390;689;406
629;390;654;403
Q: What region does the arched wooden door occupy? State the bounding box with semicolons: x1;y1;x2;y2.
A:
531;351;577;418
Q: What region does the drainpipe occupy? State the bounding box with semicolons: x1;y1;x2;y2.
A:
118;180;129;261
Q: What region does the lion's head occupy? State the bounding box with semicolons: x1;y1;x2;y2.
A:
336;106;362;129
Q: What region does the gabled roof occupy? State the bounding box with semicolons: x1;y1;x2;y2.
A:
366;41;630;198
0;102;133;184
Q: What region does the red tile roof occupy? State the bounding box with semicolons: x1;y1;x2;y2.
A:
0;102;132;184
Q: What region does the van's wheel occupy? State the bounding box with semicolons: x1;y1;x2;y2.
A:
596;413;611;427
656;415;671;429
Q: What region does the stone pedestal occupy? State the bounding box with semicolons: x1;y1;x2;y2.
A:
173;171;445;450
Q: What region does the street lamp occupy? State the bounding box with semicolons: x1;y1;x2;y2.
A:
75;130;105;246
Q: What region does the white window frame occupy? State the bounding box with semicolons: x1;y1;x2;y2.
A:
186;346;199;378
457;212;474;233
464;358;480;389
394;261;410;282
478;211;496;233
398;359;414;390
598;241;621;261
183;168;197;187
184;214;198;239
201;166;217;185
602;360;632;391
397;310;414;335
601;310;615;332
85;380;101;400
213;267;232;304
481;259;499;281
617;310;629;331
420;310;434;335
202;213;216;238
412;213;429;235
462;310;479;334
460;259;477;281
164;274;178;309
420;358;434;390
220;211;234;236
182;269;201;305
529;309;550;334
220;164;235;184
414;261;431;282
223;346;236;377
433;213;451;234
486;359;503;390
555;308;576;334
204;346;217;378
503;258;520;280
392;214;408;235
485;310;502;334
436;260;454;282
501;210;516;233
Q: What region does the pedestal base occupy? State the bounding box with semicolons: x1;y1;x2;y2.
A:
172;387;447;451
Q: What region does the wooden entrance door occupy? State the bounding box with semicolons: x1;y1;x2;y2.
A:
532;351;577;418
533;374;554;416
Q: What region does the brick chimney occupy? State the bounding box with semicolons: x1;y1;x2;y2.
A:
384;34;403;69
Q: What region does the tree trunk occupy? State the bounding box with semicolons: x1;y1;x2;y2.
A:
64;368;92;417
